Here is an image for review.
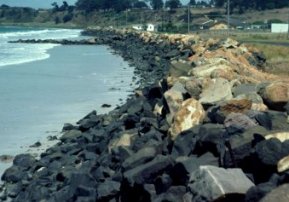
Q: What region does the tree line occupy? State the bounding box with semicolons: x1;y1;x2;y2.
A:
74;0;184;12
74;0;289;13
213;0;289;13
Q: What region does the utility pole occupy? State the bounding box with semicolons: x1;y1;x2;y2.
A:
287;7;289;39
188;4;190;33
162;0;166;32
125;9;128;27
227;0;230;31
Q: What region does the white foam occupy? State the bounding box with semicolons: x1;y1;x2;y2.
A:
0;28;82;68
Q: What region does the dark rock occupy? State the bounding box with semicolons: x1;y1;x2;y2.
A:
91;166;115;182
194;123;227;157
252;110;289;131
47;135;58;141
124;155;175;186
224;126;269;168
60;130;83;142
13;154;36;169
252;139;289;182
75;185;96;197
62;123;75;131
111;146;133;163
132;128;163;151
165;50;180;59
142;84;163;101
96;180;121;200
245;182;276;202
152;186;187;202
260;183;289;202
122;147;159;171
172;153;219;185
154;173;172;194
102;104;112;108
171;126;200;157
1;166;25;183
189;166;255;202
206;105;226;124
78;116;100;131
68;172;97;197
29;141;41;148
123;114;140;130
224;113;258;135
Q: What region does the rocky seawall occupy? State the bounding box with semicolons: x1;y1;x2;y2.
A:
1;28;289;202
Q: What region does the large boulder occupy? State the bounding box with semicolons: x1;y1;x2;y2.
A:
259;81;289;110
108;130;137;153
224;126;269;168
169;98;205;140
220;99;252;115
260;183;289;202
189;166;254;202
122;147;159;171
199;78;233;105
224;113;258;134
232;84;258;97
164;82;187;123
123;155;175;186
252;138;289;182
96;180;121;201
169;60;193;77
190;58;232;78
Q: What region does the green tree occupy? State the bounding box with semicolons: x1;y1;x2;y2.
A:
133;1;148;8
51;2;59;12
149;0;164;10
189;0;196;5
165;0;181;9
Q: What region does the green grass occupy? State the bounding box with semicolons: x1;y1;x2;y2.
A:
247;43;289;75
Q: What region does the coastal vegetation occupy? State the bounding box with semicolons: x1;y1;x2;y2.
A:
247;43;289;75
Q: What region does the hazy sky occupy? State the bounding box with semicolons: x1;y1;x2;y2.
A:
0;0;192;8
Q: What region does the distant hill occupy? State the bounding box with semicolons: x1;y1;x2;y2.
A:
0;4;288;32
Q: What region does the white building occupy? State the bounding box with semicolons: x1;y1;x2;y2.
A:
271;23;288;33
132;25;143;31
132;24;157;32
146;23;157;32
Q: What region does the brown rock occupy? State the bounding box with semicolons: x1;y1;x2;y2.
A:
169;98;205;140
220;99;252;115
260;81;289;110
164;82;187;123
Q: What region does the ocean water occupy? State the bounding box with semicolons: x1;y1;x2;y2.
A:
0;26;136;173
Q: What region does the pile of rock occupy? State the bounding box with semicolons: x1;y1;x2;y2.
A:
10;38;99;45
2;28;289;202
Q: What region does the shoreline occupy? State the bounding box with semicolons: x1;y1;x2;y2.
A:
0;43;137;177
1;29;289;201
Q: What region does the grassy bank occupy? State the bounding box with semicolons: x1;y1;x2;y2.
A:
246;43;289;75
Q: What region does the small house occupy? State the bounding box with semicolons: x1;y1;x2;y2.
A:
146;23;157;32
199;20;215;30
132;25;143;31
271;23;288;33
